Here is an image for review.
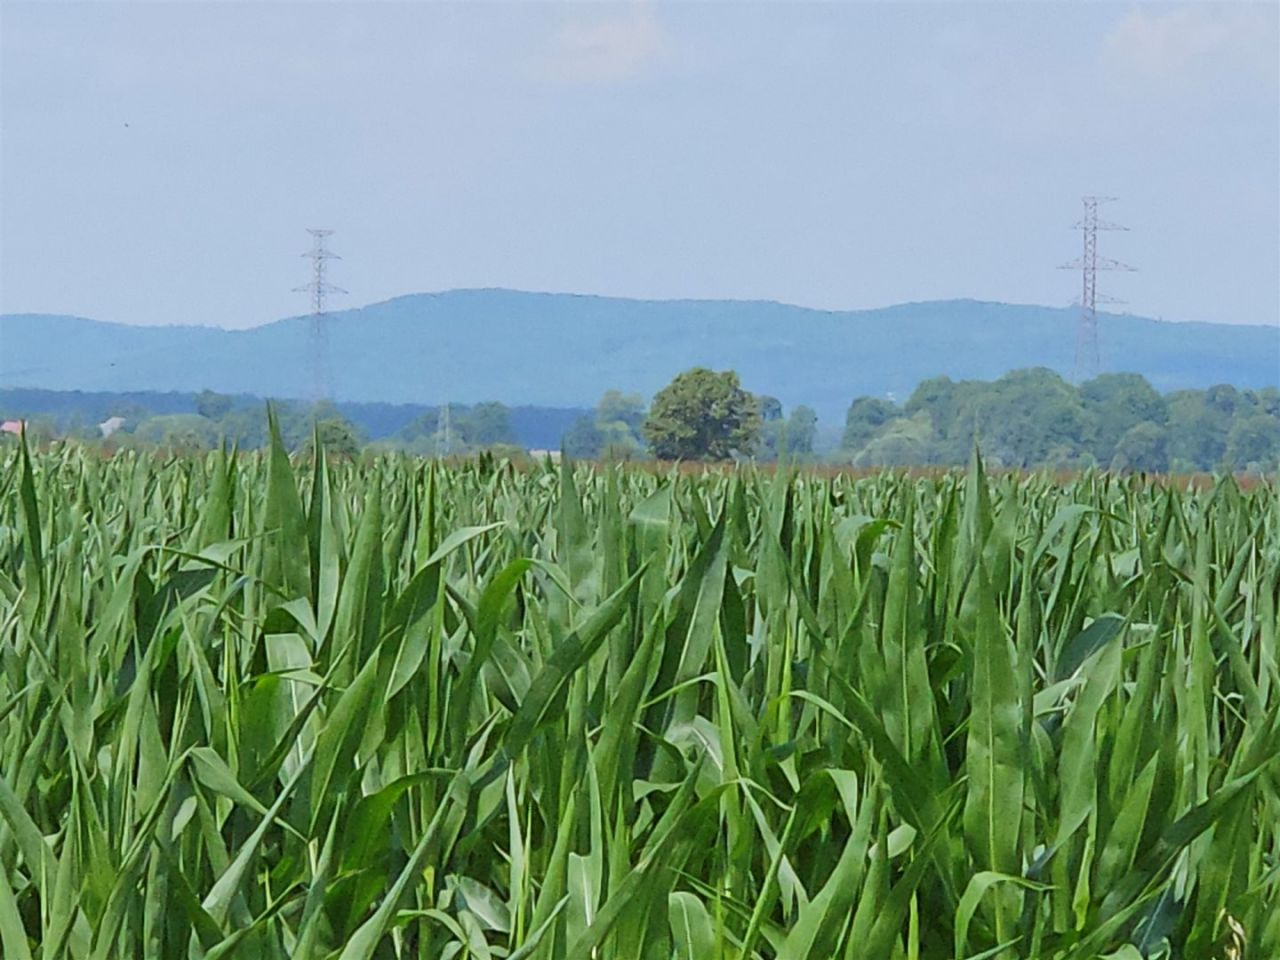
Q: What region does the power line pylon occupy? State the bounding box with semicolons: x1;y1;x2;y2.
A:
294;228;346;403
1059;197;1135;381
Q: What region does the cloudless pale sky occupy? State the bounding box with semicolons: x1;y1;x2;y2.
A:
1;0;1277;329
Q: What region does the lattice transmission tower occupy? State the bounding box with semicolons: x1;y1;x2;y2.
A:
1060;197;1135;381
294;229;346;403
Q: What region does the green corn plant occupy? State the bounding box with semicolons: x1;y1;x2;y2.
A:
0;426;1276;959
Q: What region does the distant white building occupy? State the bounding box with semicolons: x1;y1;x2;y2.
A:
99;416;126;438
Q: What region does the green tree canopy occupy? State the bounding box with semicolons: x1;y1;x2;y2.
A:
851;413;932;467
1226;414;1280;470
1166;389;1230;470
460;402;515;448
643;367;761;461
973;368;1089;468
1110;422;1170;473
843;369;1277;472
310;417;363;459
1080;372;1167;464
842;396;899;452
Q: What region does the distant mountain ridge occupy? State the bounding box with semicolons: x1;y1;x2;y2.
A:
2;289;1276;423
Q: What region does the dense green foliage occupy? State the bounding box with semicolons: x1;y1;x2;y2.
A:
7;370;1279;473
1;430;1277;958
844;369;1280;472
563;392;647;461
644;368;762;461
755;400;818;463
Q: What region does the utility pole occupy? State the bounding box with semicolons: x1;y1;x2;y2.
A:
1060;197;1135;381
294;229;346;404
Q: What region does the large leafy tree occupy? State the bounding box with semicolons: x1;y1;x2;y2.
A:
643;367;761;461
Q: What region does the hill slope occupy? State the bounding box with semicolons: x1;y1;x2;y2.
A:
3;290;1276;422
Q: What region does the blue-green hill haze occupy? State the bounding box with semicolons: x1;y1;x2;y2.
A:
3;289;1276;423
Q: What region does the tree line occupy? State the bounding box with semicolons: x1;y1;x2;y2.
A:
842;368;1280;472
3;367;1277;472
563;367;1279;472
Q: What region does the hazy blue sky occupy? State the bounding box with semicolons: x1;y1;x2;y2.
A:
2;0;1277;329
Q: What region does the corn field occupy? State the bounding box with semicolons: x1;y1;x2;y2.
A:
1;425;1277;959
